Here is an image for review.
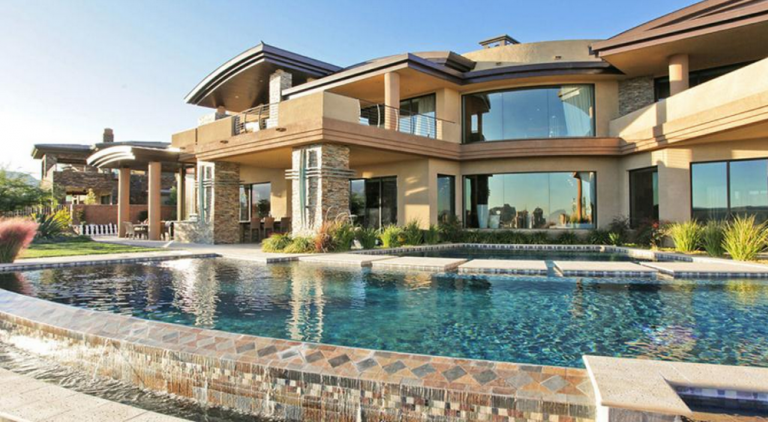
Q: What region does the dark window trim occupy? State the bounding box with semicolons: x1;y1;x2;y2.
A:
461;170;598;229
461;84;597;144
689;157;768;220
349;176;398;228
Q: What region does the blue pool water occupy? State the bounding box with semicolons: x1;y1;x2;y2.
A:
399;247;641;261
2;258;767;368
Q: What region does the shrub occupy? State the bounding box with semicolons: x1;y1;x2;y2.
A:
53;208;72;227
379;225;403;248
331;221;356;252
0;218;38;263
608;232;623;246
607;216;630;245
633;219;665;249
137;210;149;222
666;220;702;253
438;215;462;243
314;221;334;253
588;229;610;245
701;220;726;257
402;220;423;246
555;231;579;245
356;227;379;249
722;215;768;261
262;233;292;252
424;225;440;245
529;231;550;244
33;213;64;240
284;236;315;254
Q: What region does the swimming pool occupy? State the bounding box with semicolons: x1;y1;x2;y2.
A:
1;258;766;368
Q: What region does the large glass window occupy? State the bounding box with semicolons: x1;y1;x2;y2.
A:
437;175;456;223
349;177;397;228
463;85;595;143
251;183;271;219
629;167;659;228
239;185;250;221
692;159;768;222
360;94;436;138
464;172;596;229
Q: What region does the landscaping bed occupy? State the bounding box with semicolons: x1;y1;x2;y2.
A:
20;238;158;259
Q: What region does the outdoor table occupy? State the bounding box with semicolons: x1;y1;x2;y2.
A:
133;224;148;239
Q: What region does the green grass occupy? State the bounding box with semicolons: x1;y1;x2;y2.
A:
20;240;158;259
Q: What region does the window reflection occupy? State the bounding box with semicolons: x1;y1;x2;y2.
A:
239;182;272;221
437;175;456;223
629;167;659;228
464;172;596;229
463;85;595;143
349;177;397;228
692;159;768;222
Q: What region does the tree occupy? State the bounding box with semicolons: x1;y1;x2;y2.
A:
84;189;99;205
0;168;49;213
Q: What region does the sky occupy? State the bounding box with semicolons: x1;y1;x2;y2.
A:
0;0;695;177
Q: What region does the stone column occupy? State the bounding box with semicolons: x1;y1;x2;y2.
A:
205;161;241;244
176;166;186;221
668;54;689;96
267;70;293;128
148;162;162;241
384;72;400;130
117;167;131;237
288;144;355;236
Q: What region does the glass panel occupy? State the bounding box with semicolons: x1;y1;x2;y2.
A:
239;185;250;221
350;179;366;226
691;162;728;221
251;183;271;219
464;172;596;229
381;177;398;226
463;85;594;142
364;179;381;228
629;167;659;228
729;159;768;222
437;175;455;224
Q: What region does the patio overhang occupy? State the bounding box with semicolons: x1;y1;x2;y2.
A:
86;145;182;171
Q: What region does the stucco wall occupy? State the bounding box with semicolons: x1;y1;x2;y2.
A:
354;159;431;228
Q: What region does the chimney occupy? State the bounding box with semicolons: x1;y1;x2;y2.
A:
103;128;114;143
479;34;519;49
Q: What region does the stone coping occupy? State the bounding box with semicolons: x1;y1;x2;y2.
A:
0;288;595;421
370;257;468;272
584;355;768;417
0;367;187;421
297;253;395;267
0;251;218;273
640;261;768;278
459;260;548;275
554;262;658;278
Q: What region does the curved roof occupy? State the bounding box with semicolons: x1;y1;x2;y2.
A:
87;145;180;171
184;43;341;112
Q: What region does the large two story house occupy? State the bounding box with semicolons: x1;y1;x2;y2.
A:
86;0;768;243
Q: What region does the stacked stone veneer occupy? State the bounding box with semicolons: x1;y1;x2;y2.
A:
618;76;655;117
267;70;292;129
288;144;355;235
175;161;240;244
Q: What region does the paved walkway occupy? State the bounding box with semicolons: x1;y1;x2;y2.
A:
0;367;186;422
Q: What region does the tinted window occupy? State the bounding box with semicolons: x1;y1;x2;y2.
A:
691;162;729;221
629;167;659;228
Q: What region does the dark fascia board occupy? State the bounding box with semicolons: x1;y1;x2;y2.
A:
31;144;92;159
184;43;342;105
283;53;466;97
462;61;622;84
592;0;768;55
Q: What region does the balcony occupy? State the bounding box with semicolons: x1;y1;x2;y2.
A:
171;92;461;155
610;57;768;150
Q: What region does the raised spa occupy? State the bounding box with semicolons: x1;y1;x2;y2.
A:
1;258;767;368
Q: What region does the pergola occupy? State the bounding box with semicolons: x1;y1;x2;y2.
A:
87;145;182;240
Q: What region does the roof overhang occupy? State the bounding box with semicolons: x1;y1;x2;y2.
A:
87;145;181;171
184;43;341;112
31;144;92;160
591;0;768;75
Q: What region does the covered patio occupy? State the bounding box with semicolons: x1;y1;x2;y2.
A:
87;145;183;241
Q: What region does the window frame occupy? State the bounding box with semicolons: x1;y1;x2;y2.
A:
437;174;456;223
689;157;768;221
461;170;598;230
239;181;272;222
349;176;398;228
461;84;597;144
628;166;659;228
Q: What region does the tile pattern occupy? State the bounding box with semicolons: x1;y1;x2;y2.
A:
0;289;595;422
0;252;218;273
554;261;658;278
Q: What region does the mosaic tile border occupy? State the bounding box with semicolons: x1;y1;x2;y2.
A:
0;252;219;273
0;289;596;422
459;267;549;276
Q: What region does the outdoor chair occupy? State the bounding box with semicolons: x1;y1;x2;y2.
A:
279;217;291;234
262;217;275;239
248;218;261;243
123;222;135;239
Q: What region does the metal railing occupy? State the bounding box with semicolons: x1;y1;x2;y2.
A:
232;104;275;135
358;101;449;139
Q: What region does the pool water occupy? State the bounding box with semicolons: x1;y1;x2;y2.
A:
399;247;642;261
2;258;767;368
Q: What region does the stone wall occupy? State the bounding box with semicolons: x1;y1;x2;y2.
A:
618;76;655;117
289;144;355;236
173;220;213;244
188;161;241;244
53;169;116;196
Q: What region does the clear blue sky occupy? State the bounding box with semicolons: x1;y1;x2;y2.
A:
0;0;694;176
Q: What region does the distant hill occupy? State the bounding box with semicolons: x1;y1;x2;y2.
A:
4;171;39;187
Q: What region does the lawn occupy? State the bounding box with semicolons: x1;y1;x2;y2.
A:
20;239;159;259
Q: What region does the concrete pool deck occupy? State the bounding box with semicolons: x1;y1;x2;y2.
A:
554;261;658;278
0;367;187;422
298;253;395;267
640;261;768;278
370;256;468;271
459;260;549;275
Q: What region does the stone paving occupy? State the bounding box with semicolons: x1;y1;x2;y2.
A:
459;260;548;275
370;256;468;272
554;261;658;278
640;261;768;278
0;250;217;272
0;367;186;422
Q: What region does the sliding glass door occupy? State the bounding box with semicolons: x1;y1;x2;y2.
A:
349;177;397;228
629;167;658;228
